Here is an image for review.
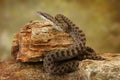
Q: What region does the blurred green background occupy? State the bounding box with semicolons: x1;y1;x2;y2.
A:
0;0;120;60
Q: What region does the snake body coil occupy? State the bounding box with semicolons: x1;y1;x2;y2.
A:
37;12;105;74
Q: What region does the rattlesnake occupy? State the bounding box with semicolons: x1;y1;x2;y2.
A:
37;11;104;74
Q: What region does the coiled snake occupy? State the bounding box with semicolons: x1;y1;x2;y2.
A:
37;11;104;74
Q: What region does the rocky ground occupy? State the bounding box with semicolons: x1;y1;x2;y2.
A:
0;53;120;80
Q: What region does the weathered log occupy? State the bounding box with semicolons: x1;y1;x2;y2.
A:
11;20;74;62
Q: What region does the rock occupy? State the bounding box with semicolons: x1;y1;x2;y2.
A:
0;53;120;80
81;53;120;80
11;20;74;62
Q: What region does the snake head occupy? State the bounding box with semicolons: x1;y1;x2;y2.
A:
55;14;70;33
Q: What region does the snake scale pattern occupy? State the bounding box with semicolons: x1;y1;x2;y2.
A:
37;11;105;74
